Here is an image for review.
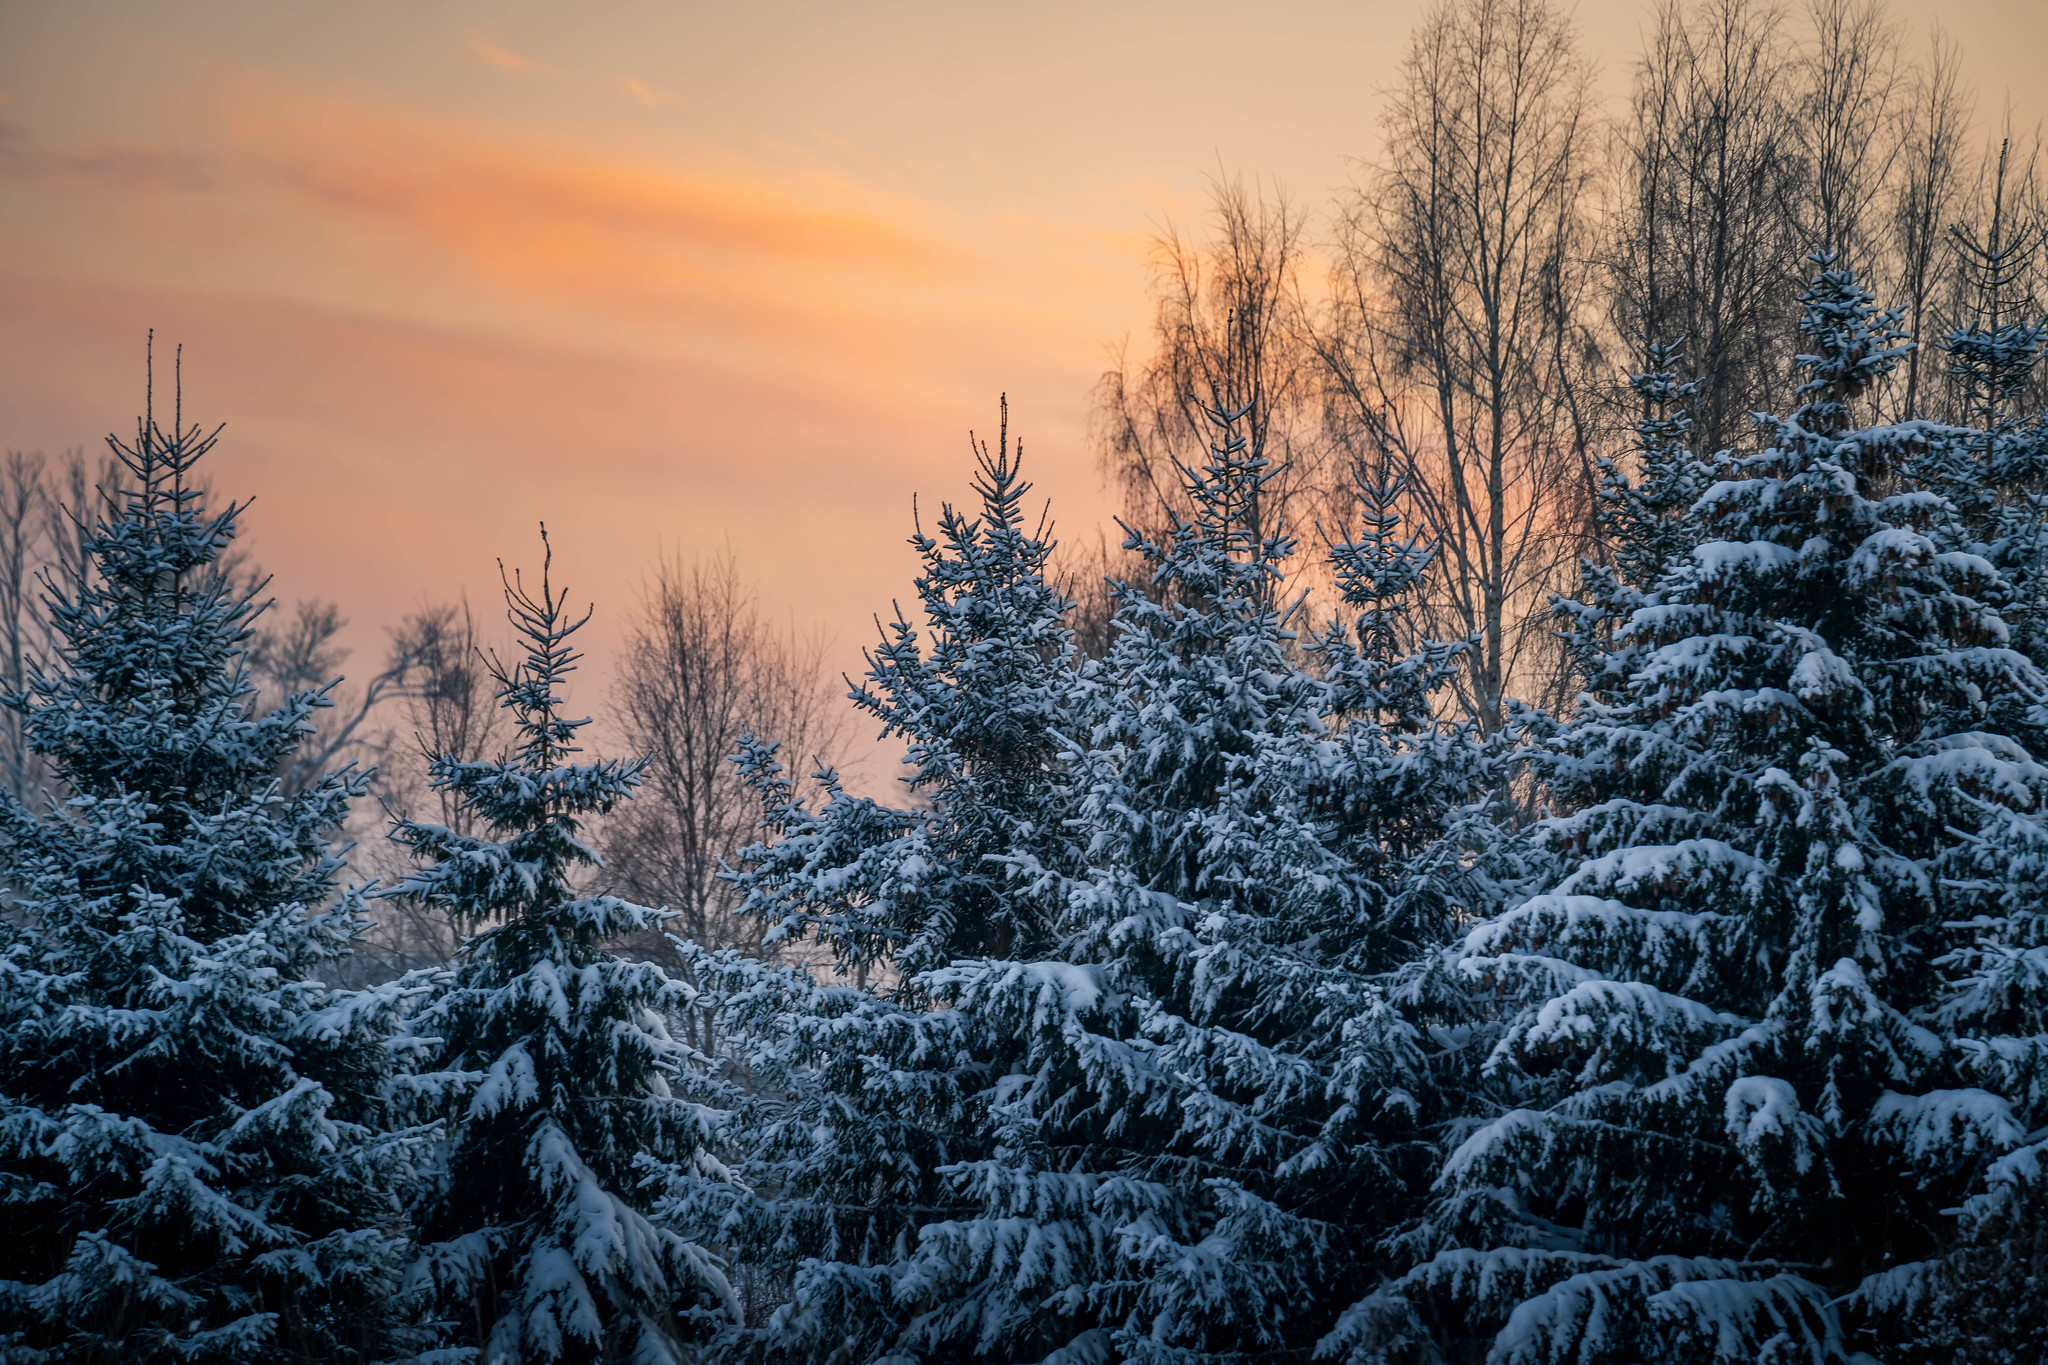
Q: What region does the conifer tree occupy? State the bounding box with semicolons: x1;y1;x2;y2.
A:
896;399;1486;1363
1311;453;1506;1220
723;398;1076;980
1899;173;2048;1360
879;395;1368;1362
0;357;421;1364
698;394;1482;1364
667;405;1082;1357
1913;792;2048;1363
1325;255;2048;1365
392;531;735;1364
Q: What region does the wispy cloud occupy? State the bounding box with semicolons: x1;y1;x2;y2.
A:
0;130;218;193
617;77;675;108
467;34;558;77
8;73;1145;400
235;102;963;293
0;58;1140;767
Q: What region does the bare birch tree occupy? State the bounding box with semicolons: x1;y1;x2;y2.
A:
1796;0;1906;269
1887;30;1974;416
602;550;850;952
0;447;126;805
249;599;434;797
388;598;507;838
1607;0;1806;458
1092;175;1337;574
0;452;47;802
333;598;511;982
1314;0;1600;730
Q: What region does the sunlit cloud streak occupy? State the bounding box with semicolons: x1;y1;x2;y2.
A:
238;101;962;276
0;69;1144;744
617;76;676;107
466;34;559;77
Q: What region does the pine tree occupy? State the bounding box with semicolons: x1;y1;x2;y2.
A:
1324;254;2048;1365
392;531;735;1364
0;357;421;1364
668;405;1083;1358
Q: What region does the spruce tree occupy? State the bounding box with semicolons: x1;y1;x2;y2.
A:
1896;160;2048;1365
1914;792;2048;1364
669;406;1082;1359
720;398;1075;980
1325;255;2048;1365
0;360;420;1364
921;398;1494;1363
392;531;734;1364
701;396;1482;1364
873;396;1366;1362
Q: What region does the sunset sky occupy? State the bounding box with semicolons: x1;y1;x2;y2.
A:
3;0;2044;772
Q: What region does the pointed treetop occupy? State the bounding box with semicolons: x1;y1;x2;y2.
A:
1125;395;1294;607
1792;249;1913;425
491;523;595;773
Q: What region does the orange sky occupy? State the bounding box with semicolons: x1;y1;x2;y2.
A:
2;0;2043;776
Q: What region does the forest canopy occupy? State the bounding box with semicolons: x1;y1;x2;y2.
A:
3;1;2047;1362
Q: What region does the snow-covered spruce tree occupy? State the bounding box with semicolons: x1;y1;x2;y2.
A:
1321;254;2048;1365
907;398;1487;1363
1894;173;2048;1365
0;361;422;1364
1912;792;2048;1363
665;406;1084;1357
392;531;735;1364
1884;174;2048;1361
727;398;1076;979
730;396;1477;1365
1306;447;1511;1333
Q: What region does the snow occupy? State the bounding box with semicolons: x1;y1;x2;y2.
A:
388;533;733;1360
1723;1076;1813;1168
0;405;419;1361
1867;1088;2025;1163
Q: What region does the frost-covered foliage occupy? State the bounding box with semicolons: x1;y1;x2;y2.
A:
0;370;423;1364
1913;608;2048;1360
692;398;1486;1364
1325;255;2048;1365
669;408;1083;1358
391;532;735;1364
